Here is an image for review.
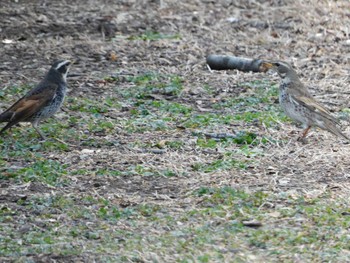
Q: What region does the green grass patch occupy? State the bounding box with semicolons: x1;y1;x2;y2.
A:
128;31;181;41
211;81;289;127
67;97;110;114
2;71;344;262
2;186;350;261
214;80;279;109
126;164;178;177
192;155;248;173
1;159;68;185
182;113;234;128
119;73;183;99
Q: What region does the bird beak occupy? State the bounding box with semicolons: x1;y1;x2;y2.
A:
64;59;76;67
259;61;274;72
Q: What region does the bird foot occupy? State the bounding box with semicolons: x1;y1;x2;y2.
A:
38;137;47;142
297;136;308;144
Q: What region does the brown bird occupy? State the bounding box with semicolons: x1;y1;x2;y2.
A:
260;61;349;141
0;60;71;140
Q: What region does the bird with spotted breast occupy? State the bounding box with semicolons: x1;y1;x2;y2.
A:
0;60;71;140
260;60;349;141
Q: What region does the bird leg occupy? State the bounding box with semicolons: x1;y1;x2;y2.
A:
32;121;46;140
301;126;311;138
297;126;311;143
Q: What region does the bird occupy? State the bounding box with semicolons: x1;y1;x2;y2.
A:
0;59;71;140
260;60;349;141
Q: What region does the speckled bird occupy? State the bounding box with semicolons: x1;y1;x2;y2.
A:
261;61;349;141
0;60;71;139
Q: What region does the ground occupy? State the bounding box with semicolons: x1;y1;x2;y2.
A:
1;0;350;262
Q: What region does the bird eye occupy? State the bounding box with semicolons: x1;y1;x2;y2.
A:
275;62;280;67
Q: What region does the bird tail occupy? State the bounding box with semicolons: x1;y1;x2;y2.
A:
0;111;12;122
0;111;16;135
324;120;350;141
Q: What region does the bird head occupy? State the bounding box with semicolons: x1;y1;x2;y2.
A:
260;61;297;79
51;60;72;81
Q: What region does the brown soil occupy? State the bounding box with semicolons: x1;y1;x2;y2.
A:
1;0;350;261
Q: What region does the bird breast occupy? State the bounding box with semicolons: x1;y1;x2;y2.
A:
279;87;310;126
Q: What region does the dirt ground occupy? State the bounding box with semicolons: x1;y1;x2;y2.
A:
1;0;350;261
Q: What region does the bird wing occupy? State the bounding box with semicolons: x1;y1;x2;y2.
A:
0;86;57;124
290;95;339;124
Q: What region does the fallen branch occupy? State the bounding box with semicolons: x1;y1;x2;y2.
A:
206;55;268;73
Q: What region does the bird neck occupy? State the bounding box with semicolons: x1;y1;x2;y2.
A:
281;74;307;95
282;70;302;84
46;69;66;84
